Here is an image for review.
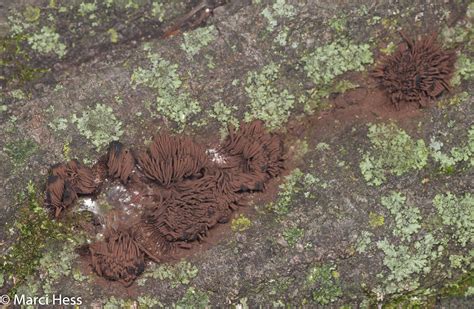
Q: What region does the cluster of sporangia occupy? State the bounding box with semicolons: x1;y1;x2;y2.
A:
43;33;456;286
45;120;284;286
372;33;456;109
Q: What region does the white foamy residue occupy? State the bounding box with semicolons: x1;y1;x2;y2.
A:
207;148;227;165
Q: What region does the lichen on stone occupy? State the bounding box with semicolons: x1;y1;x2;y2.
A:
71;103;124;150
131;48;201;130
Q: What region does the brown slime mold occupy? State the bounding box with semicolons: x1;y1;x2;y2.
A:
372;32;456;110
43;120;285;285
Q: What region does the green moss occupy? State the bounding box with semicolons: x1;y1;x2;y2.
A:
381;192;421;241
108;28;119;43
23;6;41;23
306;264;343;305
302;38;373;86
359;123;429;186
368;212;385;228
38;238;85;294
433;192;473;247
244;63;295;128
3;139;38;167
175;287;209;309
231;214;252;232
27;26;67;58
0;35;48;86
137;260;198;287
180;25;217;58
282;227;304;247
131;48;201;131
267;168;304;215
0;181;71;292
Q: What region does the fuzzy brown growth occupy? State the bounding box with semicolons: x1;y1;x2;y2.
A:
107;141;135;184
46;160;99;217
220;120;284;191
372;33;456;109
45;175;77;217
44;120;285;285
51;160;98;194
135;120;284;262
89;226;145;286
136;134;209;186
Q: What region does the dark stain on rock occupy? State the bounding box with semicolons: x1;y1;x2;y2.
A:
372;33;456;110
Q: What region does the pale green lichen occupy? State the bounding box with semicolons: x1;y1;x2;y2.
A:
180;25;217;58
304;80;359;113
244;63;295;128
381;192;421;241
131;48;201;130
71;103;124;150
302;39;373;86
261;0;296;32
27;26;67;58
78;1;97;17
429;125;474;172
175;287;209;309
451;54;474;86
151;1;165;21
375;234;442;296
359;123;429;186
356;231;373;254
433;192;473;247
209;101;239;128
137;260;198;288
39;239;84;294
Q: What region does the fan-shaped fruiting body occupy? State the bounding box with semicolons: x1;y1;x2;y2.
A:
45;175;77;217
107;141;135;184
44;120;285;285
372;33;456;109
45;160;100;217
89;226;145;286
136;134;210;186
